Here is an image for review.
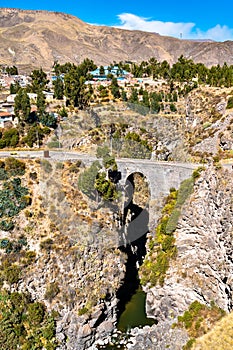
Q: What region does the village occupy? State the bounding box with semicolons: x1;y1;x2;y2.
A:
0;64;167;130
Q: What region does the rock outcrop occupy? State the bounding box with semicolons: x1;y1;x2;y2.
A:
136;165;233;348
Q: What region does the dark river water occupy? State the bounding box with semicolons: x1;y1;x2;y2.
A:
118;287;156;332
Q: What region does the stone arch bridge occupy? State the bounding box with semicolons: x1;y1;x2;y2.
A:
116;158;197;200
115;158;199;228
0;150;199;229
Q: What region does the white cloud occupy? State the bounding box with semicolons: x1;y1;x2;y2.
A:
114;13;233;42
195;25;233;42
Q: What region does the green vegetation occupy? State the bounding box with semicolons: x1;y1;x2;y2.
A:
0;289;57;350
44;282;60;302
172;300;225;349
95;171;118;201
191;311;233;350
0;158;29;231
139;187;178;286
78;147;120;201
78;160;102;200
0;177;30;222
140;169;202;287
0;236;27;254
226;96;233;109
0;128;20;149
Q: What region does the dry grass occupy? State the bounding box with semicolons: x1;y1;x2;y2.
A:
192;311;233;350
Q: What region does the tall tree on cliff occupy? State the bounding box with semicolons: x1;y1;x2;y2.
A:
14;88;31;126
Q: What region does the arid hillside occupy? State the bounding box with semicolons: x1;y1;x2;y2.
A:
1;8;233;71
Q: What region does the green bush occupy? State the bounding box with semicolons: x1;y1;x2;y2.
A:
44;282;60;301
0;290;57;350
226;96;233;109
0;128;19;148
0;158;25;179
78;160;102;200
2;264;21;284
0;220;15;231
78;307;89;316
166;209;181;234
192;166;205;180
47;140;61;148
174;300;225;344
0;177;29;219
176;178;194;207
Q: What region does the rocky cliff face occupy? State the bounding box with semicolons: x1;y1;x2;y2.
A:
0;158;126;350
132;165;233;349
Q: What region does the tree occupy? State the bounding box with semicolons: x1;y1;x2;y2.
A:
0;128;19;148
64;68;91;108
170;103;177;112
128;88;139;104
29;68;49;93
10;81;21;94
78;160;102;200
53;77;64;99
110;77;121;99
36;89;46;118
6;65;18;75
59;106;68;119
121;88;127;101
14;88;31;124
99;66;105;75
39;113;57;129
150;93;160;113
142;90;150;108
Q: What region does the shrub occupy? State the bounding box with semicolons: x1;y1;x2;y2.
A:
27;302;45;325
44;282;60;301
78;160;102;200
40;159;53;173
40;238;54;251
78;307;89;316
5;157;25;176
0;290;57;350
47;140;61;148
1;128;19;148
174;300;225;342
226;96;233;109
3;264;21;284
0;177;29;219
0;220;15;231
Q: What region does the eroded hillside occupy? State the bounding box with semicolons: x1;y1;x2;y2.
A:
1;8;233;71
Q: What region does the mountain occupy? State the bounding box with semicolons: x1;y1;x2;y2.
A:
1;8;233;72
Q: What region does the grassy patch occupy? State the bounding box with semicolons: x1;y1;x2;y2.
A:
172;300;225;349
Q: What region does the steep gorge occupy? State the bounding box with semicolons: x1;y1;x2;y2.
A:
126;165;233;349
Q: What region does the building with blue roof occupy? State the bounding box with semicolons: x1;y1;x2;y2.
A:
90;66;129;80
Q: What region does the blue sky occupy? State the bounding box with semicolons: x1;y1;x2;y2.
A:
1;0;233;41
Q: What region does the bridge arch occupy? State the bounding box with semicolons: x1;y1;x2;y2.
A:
124;171;150;210
121;171;150;246
116;160;197;229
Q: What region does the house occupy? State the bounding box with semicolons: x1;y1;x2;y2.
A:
7;93;38;103
0;111;16;128
90;66;130;81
